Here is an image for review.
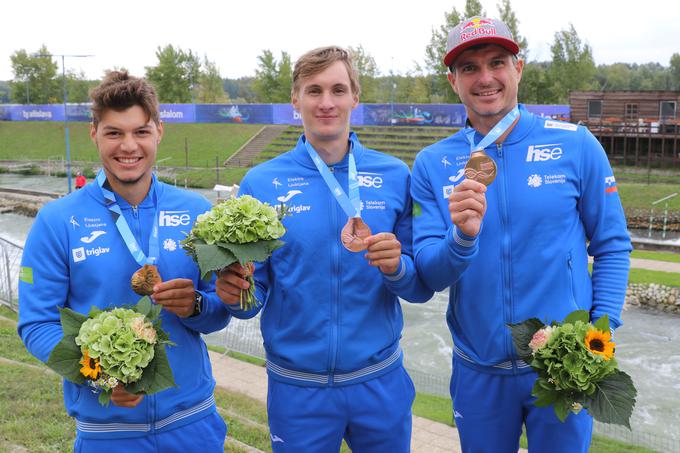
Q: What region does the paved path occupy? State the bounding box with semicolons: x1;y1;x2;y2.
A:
210;351;529;453
587;256;680;273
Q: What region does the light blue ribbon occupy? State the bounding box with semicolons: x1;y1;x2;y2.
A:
96;169;160;266
304;138;361;218
465;106;520;152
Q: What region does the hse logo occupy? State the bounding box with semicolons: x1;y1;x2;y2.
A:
80;230;106;244
526;143;563;162
277;190;302;203
72;246;111;262
358;172;383;188
159;210;191;227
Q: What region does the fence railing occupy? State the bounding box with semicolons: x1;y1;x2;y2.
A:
0;236;22;311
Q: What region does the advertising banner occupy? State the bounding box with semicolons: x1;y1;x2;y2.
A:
10;105;64;122
272;104;364;126
196;104;273;124
159;104;196;123
363;104;467;127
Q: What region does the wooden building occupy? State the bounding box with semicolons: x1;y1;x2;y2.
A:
569;91;680;168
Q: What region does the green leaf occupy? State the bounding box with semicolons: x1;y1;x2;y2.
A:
194;243;238;280
135;297;152;318
531;380;560;407
126;343;176;395
217;239;284;264
593;314;611;333
98;390;112;407
553;397;572;422
46;336;85;384
587;370;637;429
58;307;87;337
87;306;104;318
563;310;590;325
507;318;544;361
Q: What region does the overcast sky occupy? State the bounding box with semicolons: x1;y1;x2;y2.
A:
1;0;678;82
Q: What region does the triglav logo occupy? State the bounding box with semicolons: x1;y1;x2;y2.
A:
277;190;302;203
72;246;111;262
159;210;191;227
526;143;563;162
80;230;106;244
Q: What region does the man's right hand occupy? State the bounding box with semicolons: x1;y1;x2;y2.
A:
216;262;253;308
449;179;487;237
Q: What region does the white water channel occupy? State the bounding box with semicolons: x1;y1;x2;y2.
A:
2;173;679;447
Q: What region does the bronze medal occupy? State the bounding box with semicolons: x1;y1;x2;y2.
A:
464;150;497;186
131;264;162;296
341;217;372;252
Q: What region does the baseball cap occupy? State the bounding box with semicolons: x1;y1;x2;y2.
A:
443;16;520;68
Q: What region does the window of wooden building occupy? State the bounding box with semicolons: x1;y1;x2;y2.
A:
660;101;676;119
587;100;603;118
625;103;638;120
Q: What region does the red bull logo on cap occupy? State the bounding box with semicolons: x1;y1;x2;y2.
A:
462;18;494;30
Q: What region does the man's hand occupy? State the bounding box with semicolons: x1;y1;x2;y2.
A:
111;384;144;408
152;278;196;318
364;232;401;275
216;263;253;308
449;179;487;237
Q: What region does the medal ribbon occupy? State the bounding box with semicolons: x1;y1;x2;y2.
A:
305;138;361;218
96;169;160;266
465;106;520;152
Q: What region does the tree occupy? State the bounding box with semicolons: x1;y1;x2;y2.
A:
349;45;379;102
252;50;292;103
9;45;60;104
423;6;462;103
549;24;597;102
65;70;95;103
197;56;228;103
464;0;486;18
497;0;528;60
670;53;680;90
145;45;200;103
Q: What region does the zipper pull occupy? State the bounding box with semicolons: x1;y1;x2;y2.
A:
132;205;138;217
497;143;503;158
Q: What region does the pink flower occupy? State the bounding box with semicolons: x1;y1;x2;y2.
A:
529;327;554;352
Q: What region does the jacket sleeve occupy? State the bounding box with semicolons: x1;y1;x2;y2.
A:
17;209;69;363
179;198;233;333
218;179;269;320
381;171;433;303
578;129;632;330
411;152;480;292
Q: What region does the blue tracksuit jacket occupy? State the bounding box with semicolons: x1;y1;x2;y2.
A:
18;174;231;439
411;105;632;374
232;133;433;387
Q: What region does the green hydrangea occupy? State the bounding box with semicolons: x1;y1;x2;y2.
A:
75;308;156;384
192;195;285;245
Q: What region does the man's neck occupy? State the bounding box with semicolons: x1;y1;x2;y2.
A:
469;107;520;143
306;135;350;165
108;175;152;206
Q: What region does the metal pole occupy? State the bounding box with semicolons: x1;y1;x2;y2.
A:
62;55;73;193
662;202;669;239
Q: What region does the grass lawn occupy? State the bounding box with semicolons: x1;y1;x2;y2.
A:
618;183;680;211
628;268;680;287
631;250;680;264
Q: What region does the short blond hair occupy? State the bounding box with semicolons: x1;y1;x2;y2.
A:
292;46;361;98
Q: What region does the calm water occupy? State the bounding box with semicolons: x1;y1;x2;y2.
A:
2;174;679;444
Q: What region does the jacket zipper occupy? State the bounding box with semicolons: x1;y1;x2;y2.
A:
496;143;517;371
328;166;339;386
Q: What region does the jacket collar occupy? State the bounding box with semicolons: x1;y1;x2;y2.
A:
466;104;535;147
86;170;162;209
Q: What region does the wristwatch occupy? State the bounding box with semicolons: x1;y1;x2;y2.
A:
191;291;203;317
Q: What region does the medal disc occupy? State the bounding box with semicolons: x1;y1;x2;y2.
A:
131;264;162;295
341;217;372;252
464;150;497;186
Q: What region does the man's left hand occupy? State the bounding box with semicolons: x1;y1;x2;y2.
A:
152;278;196;318
363;232;401;275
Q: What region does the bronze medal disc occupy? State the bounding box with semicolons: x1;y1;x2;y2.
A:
131;264;162;296
464;150;497;186
341;217;372;252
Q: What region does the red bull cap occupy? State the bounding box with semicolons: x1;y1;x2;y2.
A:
443;16;520;68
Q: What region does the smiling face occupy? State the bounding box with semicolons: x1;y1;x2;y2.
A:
90;105;163;203
292;60;359;157
448;45;523;134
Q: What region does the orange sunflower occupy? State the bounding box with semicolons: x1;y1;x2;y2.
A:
585;328;616;361
79;349;101;379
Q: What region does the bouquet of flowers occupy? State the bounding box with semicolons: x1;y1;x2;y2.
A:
181;195;285;310
508;310;637;428
46;297;176;406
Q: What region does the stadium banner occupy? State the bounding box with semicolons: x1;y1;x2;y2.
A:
1;103;570;126
363;104;468;127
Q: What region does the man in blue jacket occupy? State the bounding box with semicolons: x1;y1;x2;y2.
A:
217;46;432;452
411;17;631;452
18;71;231;452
